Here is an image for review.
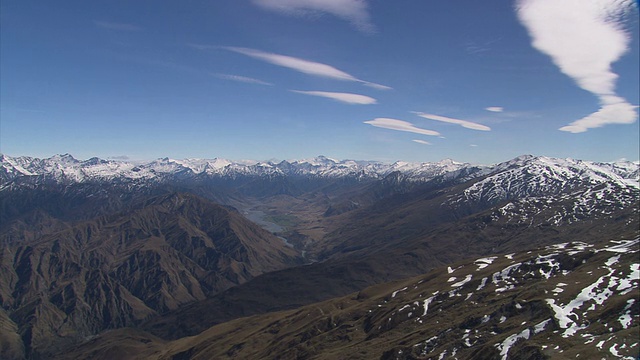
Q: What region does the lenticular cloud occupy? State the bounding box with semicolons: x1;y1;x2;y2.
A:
516;0;638;133
291;90;377;105
364;118;441;136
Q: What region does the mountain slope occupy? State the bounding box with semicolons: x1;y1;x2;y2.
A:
0;192;302;358
55;237;639;360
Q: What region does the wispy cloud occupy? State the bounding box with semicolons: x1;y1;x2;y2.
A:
217;46;390;90
516;0;638;133
364;118;440;136
252;0;375;33
559;96;638;133
413;139;431;145
413;112;491;131
213;73;273;86
485;106;503;112
94;20;142;31
362;82;392;91
464;37;503;55
291;90;376;104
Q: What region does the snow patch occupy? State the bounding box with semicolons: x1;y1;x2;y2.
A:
391;287;408;298
496;329;530;360
474;256;497;270
422;295;436;316
451;274;473;288
476;277;488;291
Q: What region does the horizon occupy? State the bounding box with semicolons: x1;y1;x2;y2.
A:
1;0;639;164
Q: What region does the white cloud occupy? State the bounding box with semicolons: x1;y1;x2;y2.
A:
413;139;431;145
214;73;273;86
485;106;504;112
559;96;638;133
94;20;141;31
252;0;375;33
291;90;376;104
413;112;491;131
222;46;391;89
364;118;440;136
516;0;638;132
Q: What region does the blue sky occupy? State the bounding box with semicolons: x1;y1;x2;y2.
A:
1;0;638;163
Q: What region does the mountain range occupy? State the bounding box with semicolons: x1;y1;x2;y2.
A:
0;154;472;183
0;153;638;359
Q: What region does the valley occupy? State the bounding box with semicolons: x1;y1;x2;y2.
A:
0;153;638;359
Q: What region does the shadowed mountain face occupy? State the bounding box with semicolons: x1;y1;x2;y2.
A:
53;238;640;360
0;192;302;359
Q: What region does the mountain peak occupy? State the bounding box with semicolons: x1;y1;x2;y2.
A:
296;155;339;166
49;153;78;163
437;158;459;165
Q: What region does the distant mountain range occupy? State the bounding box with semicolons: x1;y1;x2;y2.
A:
0;153;471;184
0;153;637;359
2;153;637;198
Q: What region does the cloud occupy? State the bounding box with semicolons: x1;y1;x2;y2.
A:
252;0;375;33
94;20;141;31
361;82;392;91
291;90;376;104
364;118;440;136
413;139;431;145
220;46;391;90
516;0;638;132
214;73;273;85
559;96;638;133
485;106;504;112
413;112;491;131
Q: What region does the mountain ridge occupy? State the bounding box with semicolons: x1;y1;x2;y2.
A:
3;153;636;187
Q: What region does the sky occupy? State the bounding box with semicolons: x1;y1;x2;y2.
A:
1;0;639;164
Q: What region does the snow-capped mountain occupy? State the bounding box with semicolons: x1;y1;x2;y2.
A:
4;153;636;188
446;155;638;204
0;153;473;186
2;153;637;213
438;155;639;226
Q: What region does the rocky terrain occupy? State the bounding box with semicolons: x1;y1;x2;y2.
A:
53;238;640;360
0;192;301;358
